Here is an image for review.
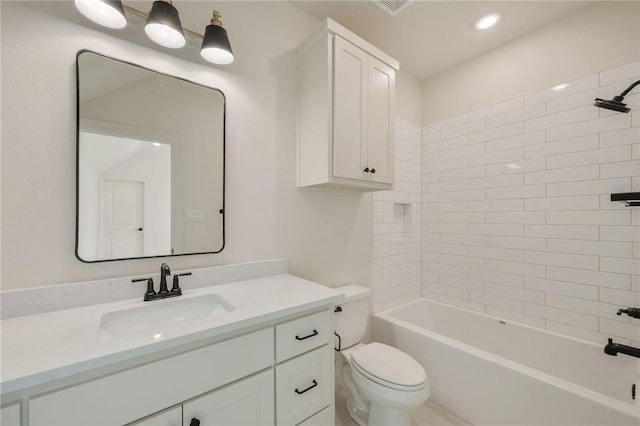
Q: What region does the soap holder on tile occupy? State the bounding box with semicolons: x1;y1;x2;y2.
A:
393;203;412;240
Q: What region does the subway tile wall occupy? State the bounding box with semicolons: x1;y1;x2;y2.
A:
422;61;640;346
372;118;422;313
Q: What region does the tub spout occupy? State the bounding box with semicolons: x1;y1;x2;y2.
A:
604;338;640;359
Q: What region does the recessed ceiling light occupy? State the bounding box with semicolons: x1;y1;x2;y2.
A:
552;83;569;91
475;13;501;31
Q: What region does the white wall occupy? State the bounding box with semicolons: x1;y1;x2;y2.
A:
422;2;640;125
0;1;380;290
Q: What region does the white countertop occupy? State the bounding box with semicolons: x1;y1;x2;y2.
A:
0;274;343;395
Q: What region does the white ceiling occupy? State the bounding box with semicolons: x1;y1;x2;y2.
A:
292;1;592;80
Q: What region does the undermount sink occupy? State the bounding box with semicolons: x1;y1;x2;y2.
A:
98;294;234;343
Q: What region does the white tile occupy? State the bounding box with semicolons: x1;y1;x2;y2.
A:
441;120;485;140
469;123;523;145
486;158;546;176
427;201;469;213
600;225;640;243
469;246;524;262
524;224;599;240
546;178;630;197
546;114;631;142
469;97;524;122
440;233;486;246
546;146;631;169
425;282;469;300
525;251;599;270
429;157;469;173
600;61;640;85
600;257;640;275
439;144;485;161
545;293;628;321
547;266;631;290
548;239;632;258
525;165;599;185
487;104;546;129
524;302;599;330
439;189;486;202
430;243;469;256
599;318;640;341
439;274;484;292
439;166;485;182
486;236;546;251
524;106;599;133
439;296;486;313
427;135;468;153
525;196;599;211
485;131;545;153
525;135;599;159
485;282;544;304
440;253;485;270
469;174;524;189
600;160;640;179
486;185;546;200
426;223;470;234
633;144;640;160
470;224;524;237
524;74;599;106
469;148;523;167
428;179;468;193
528;278;598;303
438;212;485;224
470;268;523;287
469;291;523;312
428;113;469;133
424;131;441;144
600;287;640;306
485;259;545;278
427;262;469;278
469;199;523;212
546;210;631;225
486;212;545;224
599;127;640;148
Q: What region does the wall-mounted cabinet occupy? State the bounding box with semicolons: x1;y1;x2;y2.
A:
297;19;399;191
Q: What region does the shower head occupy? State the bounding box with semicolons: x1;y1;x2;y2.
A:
594;79;640;113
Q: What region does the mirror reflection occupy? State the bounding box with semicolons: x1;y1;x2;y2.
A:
76;51;225;262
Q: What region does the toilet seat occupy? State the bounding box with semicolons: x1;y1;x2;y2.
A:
350;342;427;391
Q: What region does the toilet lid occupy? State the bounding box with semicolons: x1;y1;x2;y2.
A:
350;342;426;388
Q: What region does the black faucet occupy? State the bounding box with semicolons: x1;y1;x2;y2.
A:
617;307;640;319
604;338;640;359
159;263;171;296
132;263;190;302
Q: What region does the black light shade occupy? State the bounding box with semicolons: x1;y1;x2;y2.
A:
145;0;186;49
74;0;127;29
200;12;234;65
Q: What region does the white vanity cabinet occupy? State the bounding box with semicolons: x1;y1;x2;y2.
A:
24;307;334;426
0;403;21;426
297;18;398;191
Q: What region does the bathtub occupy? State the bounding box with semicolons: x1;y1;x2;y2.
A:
373;298;640;426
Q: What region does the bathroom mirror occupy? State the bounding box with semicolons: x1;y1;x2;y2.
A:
76;50;225;262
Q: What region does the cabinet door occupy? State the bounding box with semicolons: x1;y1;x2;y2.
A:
183;369;274;426
366;56;395;185
0;403;20;426
128;406;182;426
333;35;368;182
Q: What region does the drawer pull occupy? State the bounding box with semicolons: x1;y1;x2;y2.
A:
295;379;318;395
295;329;318;341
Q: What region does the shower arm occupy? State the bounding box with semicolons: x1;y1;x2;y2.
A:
617;79;640;98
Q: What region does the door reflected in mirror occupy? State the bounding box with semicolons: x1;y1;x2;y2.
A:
76;50;225;262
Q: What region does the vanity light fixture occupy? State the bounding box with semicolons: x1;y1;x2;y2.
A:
475;13;501;31
144;0;186;49
74;0;235;65
74;0;127;29
200;11;235;65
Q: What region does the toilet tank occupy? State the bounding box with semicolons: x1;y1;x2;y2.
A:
333;284;371;350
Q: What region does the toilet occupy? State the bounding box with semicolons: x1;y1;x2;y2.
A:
334;284;430;426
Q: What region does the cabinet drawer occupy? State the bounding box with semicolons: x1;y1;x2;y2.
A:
297;406;333;426
276;346;333;425
29;328;273;426
276;310;331;362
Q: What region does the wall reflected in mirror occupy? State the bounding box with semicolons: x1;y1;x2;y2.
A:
76;50;225;262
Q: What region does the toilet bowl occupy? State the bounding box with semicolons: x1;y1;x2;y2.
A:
334;285;430;426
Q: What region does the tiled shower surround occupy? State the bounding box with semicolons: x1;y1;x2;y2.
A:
421;61;640;346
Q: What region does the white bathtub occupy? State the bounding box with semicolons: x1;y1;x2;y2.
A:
373;298;640;426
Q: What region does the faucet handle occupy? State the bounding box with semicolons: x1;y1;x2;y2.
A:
171;272;192;296
132;277;156;301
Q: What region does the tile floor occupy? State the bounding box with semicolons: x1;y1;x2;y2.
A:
334;384;471;426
